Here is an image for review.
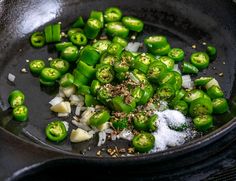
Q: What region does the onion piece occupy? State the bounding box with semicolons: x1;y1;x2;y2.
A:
49;96;63;106
182;75;194;89
8;73;15;82
97;131;106;146
58;112;69;117
71;120;91;131
125;42;141;52
50;102;69;113
80;107;95;125
62;121;69;131
117;129;134;141
61;85;76;97
70;128;93;143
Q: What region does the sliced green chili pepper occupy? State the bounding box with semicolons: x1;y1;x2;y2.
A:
97;87;112;104
59;73;74;87
148;115;158;132
147;61;167;83
132;53;155;73
112;96;136;113
131;87;144;103
131;69;149;84
149;43;171;56
77;61;96;80
107;42;123;56
115;71;127;81
157;84;175;101
212;98;228;114
144;35;168;49
96;64;114;84
72;16;85;28
80;45;100;66
172;71;182;90
61;45;79;62
90;10;104;27
8;90;25;108
45;120;67;142
193;115;213;132
158;71;176;85
190;52;209;70
206;45;217;60
55;42;73;51
77;84;91;95
170;89;186;105
52;23;61;42
105;22;129;38
89;110;110;127
168;48;185;62
85;94;99;107
133;112;149;131
44;25;53;43
84;18;102;39
112;36;128;47
73;69;90;86
112;117;128;130
158;56;175;70
120;51;134;65
91;80;101;95
13;105;28;122
206;85;224;99
50;58;69;75
184;89;205;104
114;60;129;73
132;132;155;153
39;78;55;86
40;67;60;82
30;32;45;48
104;7;122;22
122;16;144;32
189;97;213;117
194;77;213;86
182;62;199;74
29;59;45;75
138;84;154;105
92;40;111;54
100;53;118;65
70;32;87;46
67;28;84;38
173;100;188;115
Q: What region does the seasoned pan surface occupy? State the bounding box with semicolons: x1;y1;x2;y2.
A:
1;0;236;160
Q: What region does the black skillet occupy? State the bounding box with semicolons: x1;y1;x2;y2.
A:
1;0;236;179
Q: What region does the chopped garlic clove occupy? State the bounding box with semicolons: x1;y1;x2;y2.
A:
70;128;93;142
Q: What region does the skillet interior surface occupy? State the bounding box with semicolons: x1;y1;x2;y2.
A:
1;0;236;160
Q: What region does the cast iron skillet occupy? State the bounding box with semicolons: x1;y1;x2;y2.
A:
1;0;236;172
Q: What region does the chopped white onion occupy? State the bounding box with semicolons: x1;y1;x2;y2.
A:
8;73;15;82
80;107;95;125
75;105;81;116
97;131;106;146
70;128;93;143
71;120;91;131
49;96;63;106
62;121;69;131
97;122;110;131
70;95;84;106
182;75;194;89
61;85;76;97
125;42;141;52
117;129;134;141
58;112;69;117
